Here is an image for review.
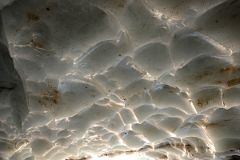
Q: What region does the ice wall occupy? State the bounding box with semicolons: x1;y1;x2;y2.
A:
0;0;240;160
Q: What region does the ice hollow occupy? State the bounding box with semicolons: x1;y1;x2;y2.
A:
0;0;240;160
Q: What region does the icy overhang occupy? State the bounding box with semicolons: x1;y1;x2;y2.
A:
0;0;240;160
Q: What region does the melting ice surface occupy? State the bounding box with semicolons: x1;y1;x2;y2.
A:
91;153;153;160
0;0;240;160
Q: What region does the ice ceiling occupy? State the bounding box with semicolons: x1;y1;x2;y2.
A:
1;0;240;160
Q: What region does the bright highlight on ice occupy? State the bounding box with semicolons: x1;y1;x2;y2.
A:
91;154;153;160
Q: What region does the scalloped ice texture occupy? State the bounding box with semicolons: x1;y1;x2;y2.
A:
1;0;240;160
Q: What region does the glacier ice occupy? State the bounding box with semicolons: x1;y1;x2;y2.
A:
0;0;240;160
